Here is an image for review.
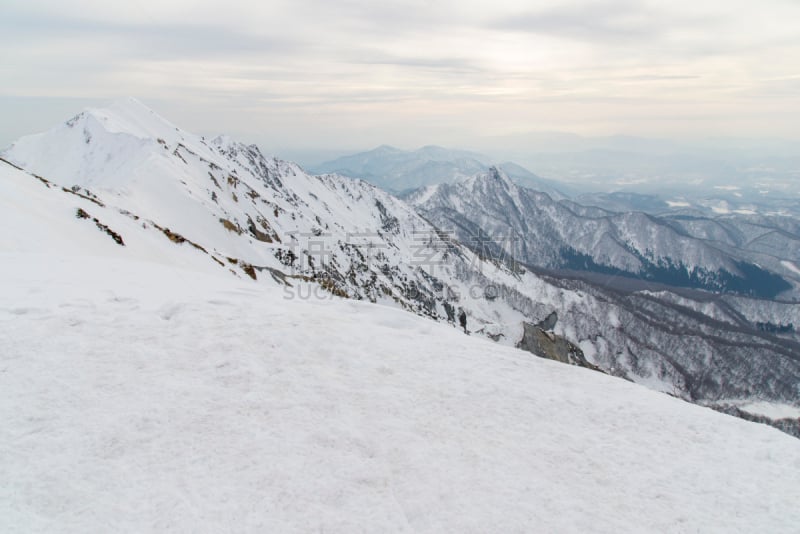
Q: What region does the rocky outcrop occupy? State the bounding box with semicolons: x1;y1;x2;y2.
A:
536;311;558;332
517;321;602;372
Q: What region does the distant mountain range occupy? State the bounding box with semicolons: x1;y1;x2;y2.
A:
310;145;571;198
405;167;800;299
311;143;800;219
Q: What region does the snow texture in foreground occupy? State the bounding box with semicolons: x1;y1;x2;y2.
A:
1;255;800;533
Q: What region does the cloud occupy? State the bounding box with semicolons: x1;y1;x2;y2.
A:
1;0;799;148
0;12;307;60
491;0;674;43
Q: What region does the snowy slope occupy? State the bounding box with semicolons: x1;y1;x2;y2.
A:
3;99;799;425
0;157;225;276
2;254;800;533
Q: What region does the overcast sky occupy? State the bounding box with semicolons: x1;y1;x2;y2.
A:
2;0;799;152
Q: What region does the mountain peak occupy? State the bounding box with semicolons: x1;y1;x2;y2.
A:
1;97;199;189
487;166;514;186
455;165;515;191
370;144;403;155
82;97;182;142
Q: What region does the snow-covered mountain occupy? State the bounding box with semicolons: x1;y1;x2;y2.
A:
2;99;799;434
1;99;540;330
406;167;799;299
311;144;569;197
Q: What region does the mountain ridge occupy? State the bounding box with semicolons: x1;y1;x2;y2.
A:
3;98;799;434
407;166;798;299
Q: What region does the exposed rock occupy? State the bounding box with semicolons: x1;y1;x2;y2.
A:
537;311;558;331
219;218;242;234
247;216;273;242
517;322;602;372
75;208;125;246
